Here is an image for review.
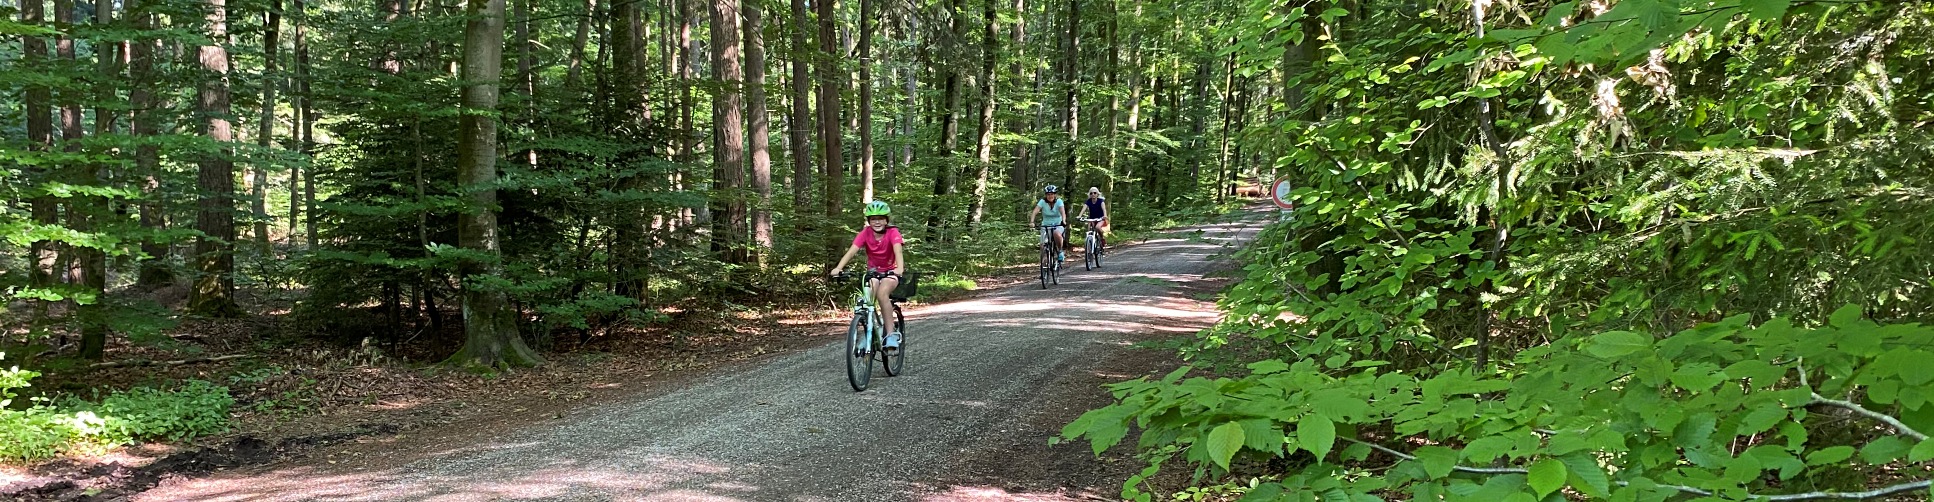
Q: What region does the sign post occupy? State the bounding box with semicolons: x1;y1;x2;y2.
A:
1270;177;1295;221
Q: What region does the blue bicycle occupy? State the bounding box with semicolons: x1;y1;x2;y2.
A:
833;270;906;391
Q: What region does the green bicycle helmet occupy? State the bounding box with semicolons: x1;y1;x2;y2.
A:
864;200;892;217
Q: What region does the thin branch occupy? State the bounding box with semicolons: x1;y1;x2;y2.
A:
1808;393;1929;441
1341;437;1527;475
1343;437;1934;500
87;354;256;369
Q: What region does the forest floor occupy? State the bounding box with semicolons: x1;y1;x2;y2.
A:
1;203;1271;502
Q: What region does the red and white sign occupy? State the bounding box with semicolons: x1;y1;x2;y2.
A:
1270;177;1295;209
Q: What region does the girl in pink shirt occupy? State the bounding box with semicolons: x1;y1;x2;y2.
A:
831;201;906;349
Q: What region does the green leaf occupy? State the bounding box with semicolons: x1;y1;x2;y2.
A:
1910;439;1934;463
1249;359;1291;374
1299;415;1337;461
1527;458;1568;497
1861;436;1912;464
1559;454;1611;497
1463;436;1514;464
1741;0;1792;20
1586;331;1652;358
1807;446;1856;466
1206;422;1247;469
1415;445;1458;479
1737;406;1789;435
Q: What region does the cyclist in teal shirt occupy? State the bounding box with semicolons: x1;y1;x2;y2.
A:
1029;185;1070;262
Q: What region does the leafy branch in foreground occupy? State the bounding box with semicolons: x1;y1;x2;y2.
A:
1059;307;1934;501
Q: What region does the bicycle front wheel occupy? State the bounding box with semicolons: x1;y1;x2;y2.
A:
882;305;906;376
845;313;872;391
1040;245;1052;289
1085;234;1097;270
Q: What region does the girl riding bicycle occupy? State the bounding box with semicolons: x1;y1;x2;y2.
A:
830;201;906;350
1078;186;1111;254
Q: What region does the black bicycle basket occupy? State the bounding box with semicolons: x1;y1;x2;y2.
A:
890;271;920;301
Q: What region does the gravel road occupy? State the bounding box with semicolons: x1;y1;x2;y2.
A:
136;209;1270;502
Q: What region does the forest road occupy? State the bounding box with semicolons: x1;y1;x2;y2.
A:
136;208;1273;502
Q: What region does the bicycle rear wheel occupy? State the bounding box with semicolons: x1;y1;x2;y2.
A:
882;305;906;376
845;313;872;391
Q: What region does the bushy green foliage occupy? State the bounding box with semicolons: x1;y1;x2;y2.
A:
0;366;233;462
1063;308;1934;501
1069;0;1934;500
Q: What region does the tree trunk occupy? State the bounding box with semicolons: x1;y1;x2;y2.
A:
23;0;57;301
1059;0;1078;188
1215;46;1234;204
895;31;918;194
925;0;964;235
566;0;596;86
788;0;813;230
966;0;996;228
745;0;774;259
131;0;172;288
709;0;746;263
298;0;317;250
450;0;542;369
1470;0;1511;371
815;0;845;261
189;0;243;318
53;0;83;293
256;0;281;251
77;0;117;360
677;0;696;227
1102;0;1118;194
1122;0;1142;190
857;0;875;203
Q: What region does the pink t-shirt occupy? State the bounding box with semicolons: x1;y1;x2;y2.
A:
853;226;903;271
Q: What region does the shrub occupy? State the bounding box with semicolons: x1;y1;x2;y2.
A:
0;364;233;463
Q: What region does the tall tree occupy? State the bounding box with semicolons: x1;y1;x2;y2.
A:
449;0;543;368
815;0;844;259
857;0;875;202
188;0;243;317
677;0;697;226
256;0;282;250
787;0;813;229
297;0;316;250
22;0;56;300
567;0;597;85
1058;0;1078;187
745;0;775;258
710;0;747;263
925;0;964;234
77;0;117;359
131;0;172;287
966;0;996;227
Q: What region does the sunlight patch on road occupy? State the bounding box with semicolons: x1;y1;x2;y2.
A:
919;485;1112;501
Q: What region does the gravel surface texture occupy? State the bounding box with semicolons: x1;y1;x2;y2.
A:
135;209;1271;502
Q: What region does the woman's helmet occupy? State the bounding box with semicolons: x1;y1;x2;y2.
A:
1044;185;1059;194
864;200;892;217
1088;186;1101;196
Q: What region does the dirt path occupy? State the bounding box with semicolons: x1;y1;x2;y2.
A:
134;209;1272;502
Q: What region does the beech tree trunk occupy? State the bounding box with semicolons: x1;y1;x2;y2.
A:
857;0;875;202
709;0;746;263
787;0;813;229
131;0;173;288
745;0;774;258
450;0;543;368
925;0;965;235
256;0;281;250
189;0;243;317
815;0;845;261
966;0;997;228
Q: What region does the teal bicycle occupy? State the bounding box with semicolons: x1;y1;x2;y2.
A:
833;270;907;391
